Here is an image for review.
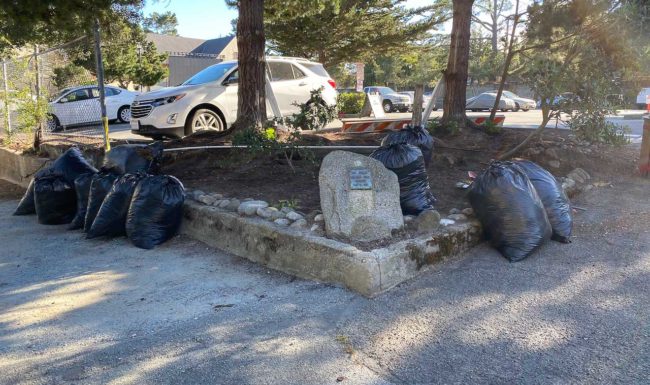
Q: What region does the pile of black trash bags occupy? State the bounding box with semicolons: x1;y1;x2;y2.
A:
371;125;437;215
13;143;185;249
468;160;573;262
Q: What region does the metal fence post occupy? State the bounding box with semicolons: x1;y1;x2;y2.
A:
2;61;10;136
33;45;42;149
93;19;111;151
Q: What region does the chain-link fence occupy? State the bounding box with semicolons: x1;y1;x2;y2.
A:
1;36;119;149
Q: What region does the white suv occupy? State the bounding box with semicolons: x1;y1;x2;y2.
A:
130;57;338;139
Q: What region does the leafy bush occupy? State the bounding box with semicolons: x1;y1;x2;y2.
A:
336;92;365;114
567;106;628;145
52;64;93;89
426;118;459;136
483;120;502;135
280;87;337;131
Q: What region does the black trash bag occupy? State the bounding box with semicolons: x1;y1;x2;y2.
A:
34;173;77;225
13;167;57;216
68;172;96;230
50;147;98;184
126;175;185;249
468;161;551;262
84;172;119;232
102;142;164;175
370;143;436;215
87;173;147;239
13;179;36;215
514;159;573;243
381;125;434;165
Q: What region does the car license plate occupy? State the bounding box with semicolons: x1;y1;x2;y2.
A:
130;119;139;131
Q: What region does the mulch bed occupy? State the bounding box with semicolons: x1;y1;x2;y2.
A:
162;127;640;216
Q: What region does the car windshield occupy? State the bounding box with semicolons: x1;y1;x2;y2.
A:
502;91;517;98
377;87;395;94
183;62;237;85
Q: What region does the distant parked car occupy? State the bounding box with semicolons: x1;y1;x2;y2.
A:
47;85;137;132
538;92;581;110
131;56;338;139
489;90;536;111
466;92;516;112
636;87;650;109
364;86;412;113
398;91;433;111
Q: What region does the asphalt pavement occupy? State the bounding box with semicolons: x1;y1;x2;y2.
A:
1;170;649;384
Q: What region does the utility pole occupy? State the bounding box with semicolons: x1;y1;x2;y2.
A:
94;18;111;151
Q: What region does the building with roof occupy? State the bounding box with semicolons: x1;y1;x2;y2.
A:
146;33;237;88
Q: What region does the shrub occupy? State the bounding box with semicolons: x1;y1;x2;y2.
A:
567;100;629;145
426;118;459;136
336;92;365;115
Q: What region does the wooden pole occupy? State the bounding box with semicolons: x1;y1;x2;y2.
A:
640;117;650;177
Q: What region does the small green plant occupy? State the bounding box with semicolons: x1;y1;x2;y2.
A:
567;104;629;145
336;92;365;115
426;118;459;136
483;119;502;135
280;87;337;131
274;198;300;210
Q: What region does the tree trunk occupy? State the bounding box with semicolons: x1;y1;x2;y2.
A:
489;0;519;122
232;0;266;131
442;0;474;129
412;84;424;127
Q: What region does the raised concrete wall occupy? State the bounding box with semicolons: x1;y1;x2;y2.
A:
0;147;49;188
182;201;481;297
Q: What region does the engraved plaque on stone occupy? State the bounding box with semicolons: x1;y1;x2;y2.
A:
349;167;373;190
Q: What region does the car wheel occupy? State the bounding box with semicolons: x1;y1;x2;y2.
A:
399;107;409;113
117;105;131;123
382;100;393;113
522;107;529;112
185;108;225;136
46;115;62;132
514;103;520;112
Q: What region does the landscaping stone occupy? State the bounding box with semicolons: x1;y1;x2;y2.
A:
314;213;324;222
212;199;225;207
281;206;294;214
310;224;321;232
319;151;403;242
440;218;455;226
545;147;560;159
218;199;231;208
285;211;304;221
289;218;308;229
414;210;441;233
567;168;591;184
210;193;224;200
461;207;474;216
238;200;269;216
403;215;415;224
191;190;205;200
548;160;561;169
274;218;291;226
257;206;284;220
197;194;217;205
225;198;241;211
448;213;468;221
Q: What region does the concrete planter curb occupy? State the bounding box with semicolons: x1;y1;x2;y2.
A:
0;147;50;188
181;200;481;297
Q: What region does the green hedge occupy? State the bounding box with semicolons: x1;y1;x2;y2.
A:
337;92;366;114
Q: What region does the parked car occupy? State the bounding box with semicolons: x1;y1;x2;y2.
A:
47;85;137;132
130;57;338;139
636;87;650;109
538;92;581;110
466;92;517;111
398;91;433;111
364;86;411;113
489;90;536;111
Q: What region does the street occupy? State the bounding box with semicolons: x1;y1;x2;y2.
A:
56;109;646;143
1;171;649;384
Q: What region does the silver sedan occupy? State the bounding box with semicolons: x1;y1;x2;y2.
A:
466;92;517;112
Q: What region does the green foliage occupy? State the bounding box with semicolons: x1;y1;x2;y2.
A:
0;1;143;51
337;92;365;114
143;11;178;35
426;118;459;136
567;100;628;145
264;0;450;68
274;199;300;210
482;119;502;135
232;125;313;173
278;88;337;131
52;64;93;89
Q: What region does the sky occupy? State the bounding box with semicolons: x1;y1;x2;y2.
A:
143;0;443;40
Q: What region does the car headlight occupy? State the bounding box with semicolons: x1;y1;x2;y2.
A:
151;93;186;107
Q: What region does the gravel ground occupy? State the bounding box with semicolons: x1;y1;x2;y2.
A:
0;174;648;385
